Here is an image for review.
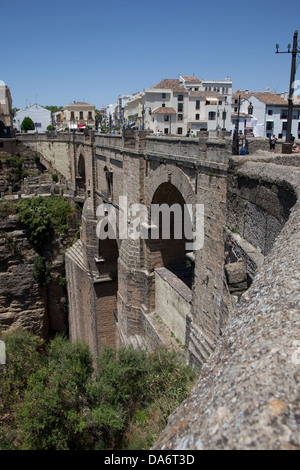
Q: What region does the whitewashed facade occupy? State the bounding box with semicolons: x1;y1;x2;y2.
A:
15;103;51;133
124;76;232;135
231;90;300;139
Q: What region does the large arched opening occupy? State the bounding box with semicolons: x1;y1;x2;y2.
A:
94;222;119;347
77;154;86;196
148;182;194;345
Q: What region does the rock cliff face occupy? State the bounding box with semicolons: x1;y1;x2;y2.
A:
0;211;78;338
0;144;79;338
0;214;48;336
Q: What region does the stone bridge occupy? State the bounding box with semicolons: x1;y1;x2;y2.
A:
17;131;300;448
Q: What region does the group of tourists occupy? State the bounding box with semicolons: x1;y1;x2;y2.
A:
269;134;299;153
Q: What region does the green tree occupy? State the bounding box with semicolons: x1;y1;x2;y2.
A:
44;106;63;114
20;116;35;131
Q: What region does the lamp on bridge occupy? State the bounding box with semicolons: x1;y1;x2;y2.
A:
232;95;252;155
141;104;152;130
276;30;300;153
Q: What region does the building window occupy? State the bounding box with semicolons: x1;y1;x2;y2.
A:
177;127;183;134
293;111;300;119
234;107;238;113
177;114;183;121
162;93;166;99
208;112;216;120
178;95;183;101
196;100;200;110
266;121;274;131
164;115;169;121
219;100;222;105
80;111;83;119
88;111;92;119
162;103;165;107
282;122;287;131
281;110;288;119
268;110;273;115
194;87;199;91
71;111;75;119
164;128;168;134
195;114;200;120
178;103;183;112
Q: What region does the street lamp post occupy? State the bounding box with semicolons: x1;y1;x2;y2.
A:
141;104;152;130
232;95;252;155
276;30;300;150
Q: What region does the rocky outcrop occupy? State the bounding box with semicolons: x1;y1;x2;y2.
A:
153;155;300;450
0;209;79;339
0;215;48;336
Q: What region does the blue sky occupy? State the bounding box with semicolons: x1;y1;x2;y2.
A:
2;0;300;109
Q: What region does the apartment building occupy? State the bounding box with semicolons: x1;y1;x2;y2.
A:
14;103;51;133
231;89;300;139
62;101;96;130
124;75;232;135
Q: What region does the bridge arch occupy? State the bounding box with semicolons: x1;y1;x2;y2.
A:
77;154;86;195
145;167;197;342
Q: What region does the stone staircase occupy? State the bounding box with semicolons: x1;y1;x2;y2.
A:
65;240;87;273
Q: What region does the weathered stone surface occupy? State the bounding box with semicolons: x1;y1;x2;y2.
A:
0;215;48;336
225;260;247;293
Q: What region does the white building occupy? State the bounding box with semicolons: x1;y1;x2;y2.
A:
14;103;51;133
231;89;300;139
124;75;232;135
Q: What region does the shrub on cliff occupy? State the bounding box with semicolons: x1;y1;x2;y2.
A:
16;196;74;247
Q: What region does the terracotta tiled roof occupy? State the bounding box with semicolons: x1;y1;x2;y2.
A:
151;107;177;115
232;90;290;105
253;92;288;105
232;90;253;101
190;91;224;100
181;76;201;82
151;79;187;93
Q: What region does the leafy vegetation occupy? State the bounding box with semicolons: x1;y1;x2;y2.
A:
15;196;75;247
32;256;51;286
20;117;35;131
0;329;197;450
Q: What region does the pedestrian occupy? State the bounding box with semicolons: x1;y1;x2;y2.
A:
269;134;277;152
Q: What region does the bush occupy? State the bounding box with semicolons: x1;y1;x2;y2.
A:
20;117;35;131
16;196;74;247
0;329;44;449
15;336;94;450
32;256;51;286
0;330;197;450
